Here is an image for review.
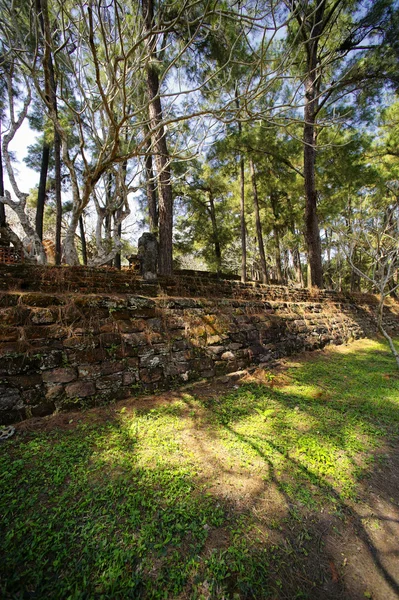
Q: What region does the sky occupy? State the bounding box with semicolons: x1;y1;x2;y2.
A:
5;119;40;194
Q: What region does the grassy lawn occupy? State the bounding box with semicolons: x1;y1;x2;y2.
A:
1;338;399;599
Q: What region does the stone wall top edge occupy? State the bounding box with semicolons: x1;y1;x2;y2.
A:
0;289;380;308
0;263;382;305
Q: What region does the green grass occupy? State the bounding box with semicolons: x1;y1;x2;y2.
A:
1;338;399;599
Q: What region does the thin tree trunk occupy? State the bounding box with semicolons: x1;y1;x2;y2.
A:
0;121;6;232
287;197;303;286
239;155;246;283
273;226;284;284
35;141;50;241
377;296;399;369
208;192;222;274
142;0;173;275
79;215;87;265
54;132;62;264
270;191;284;284
249;158;268;284
114;219;122;269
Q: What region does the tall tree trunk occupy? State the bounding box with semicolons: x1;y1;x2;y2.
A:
37;0;62;264
208;192;222;274
79;215;87;266
145;135;158;232
235;90;246;283
54;133;62;264
304;71;323;288
35;141;50;241
291;247;303;285
239;154;246;283
249;158;268;284
142;0;173;275
270;191;284;284
287;198;303;286
273;226;284;284
0;121;6;232
302;3;326;289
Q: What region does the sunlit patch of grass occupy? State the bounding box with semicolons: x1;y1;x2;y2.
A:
1;338;399;599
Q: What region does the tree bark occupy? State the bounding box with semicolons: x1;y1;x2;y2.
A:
249;158;268;284
208;192;222;274
287;198;303;286
114;218;122;269
304;72;323;288
54;132;62;264
235;91;246;283
79;215;87;266
377;296;399;369
302;3;326;289
35;141;50;240
37;0;62;263
0;121;6;231
142;0;173;275
270;191;285;284
145;137;158;232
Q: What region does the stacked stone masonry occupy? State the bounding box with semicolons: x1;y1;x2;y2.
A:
0;265;398;424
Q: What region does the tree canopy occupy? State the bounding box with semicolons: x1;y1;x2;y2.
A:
0;0;398;288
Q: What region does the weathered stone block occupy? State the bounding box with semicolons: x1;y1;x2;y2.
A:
147;318;163;332
99;323;116;334
127;296;156;316
100;332;121;347
78;364;102;379
0;385;21;410
140;367;163;383
39;351;63;371
22;293;63;307
125;357;139;368
31;308;56;325
22;388;44;405
152;343;169;355
0;327;19;342
172;339;190;351
67;348;106;364
96;373;122;391
0;293;20;307
122;332;148;346
9;373;42;389
43;367;77;384
116;319;147;333
164;362;189;377
140;353;167;369
61;304;82;325
206;346;225;356
65;381;96;398
31;401;56;418
45;385;64;401
221;351;235;361
201;369;215;378
122;371;136;386
101;360;124;376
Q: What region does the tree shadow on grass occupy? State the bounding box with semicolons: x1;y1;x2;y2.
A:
1;341;399;599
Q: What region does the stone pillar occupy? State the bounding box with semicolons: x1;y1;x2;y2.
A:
137;232;158;281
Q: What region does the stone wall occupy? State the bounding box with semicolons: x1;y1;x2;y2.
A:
0;265;398;424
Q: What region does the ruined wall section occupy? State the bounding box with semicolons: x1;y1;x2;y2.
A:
1;283;397;424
